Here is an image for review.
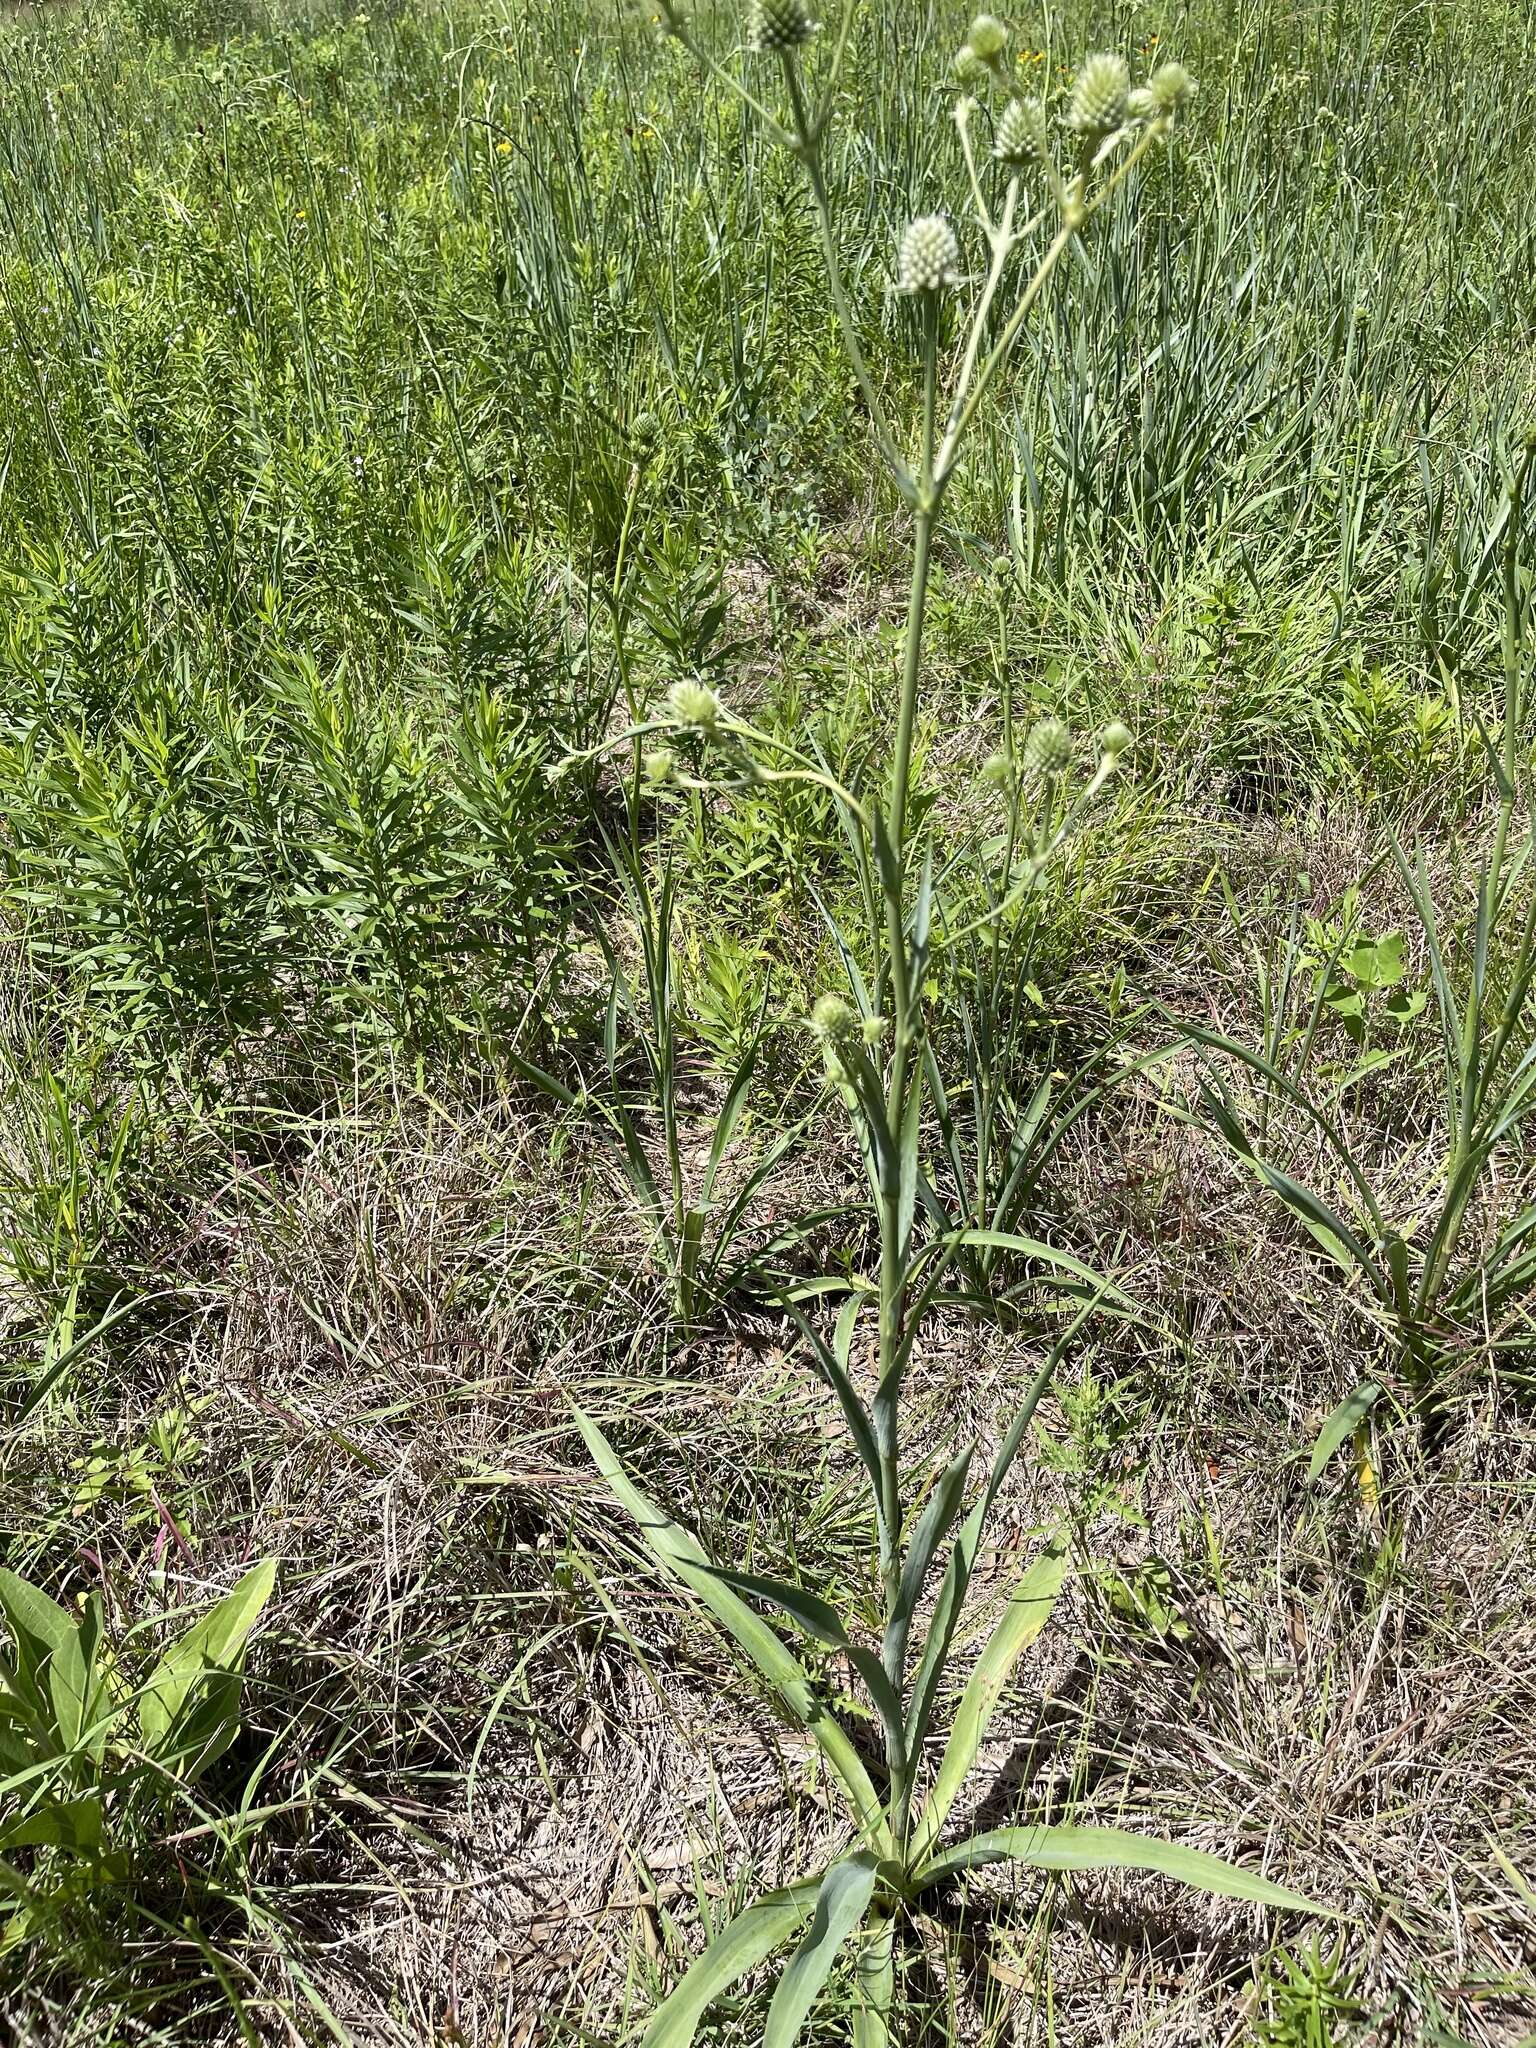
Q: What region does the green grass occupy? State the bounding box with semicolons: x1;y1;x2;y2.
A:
2;0;1536;2041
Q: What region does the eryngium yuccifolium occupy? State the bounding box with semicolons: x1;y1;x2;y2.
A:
1147;60;1195;113
642;748;675;787
898;215;962;295
1099;719;1133;763
995;97;1050;166
952;43;991;89
1022;714;1072;774
965;12;1008;60
1066;52;1130;135
811;992;858;1045
745;0;816;52
982;749;1014;788
667;678;722;736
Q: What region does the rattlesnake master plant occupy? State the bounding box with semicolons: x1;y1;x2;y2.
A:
568;10;1322;2042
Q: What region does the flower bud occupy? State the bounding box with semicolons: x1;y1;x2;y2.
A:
1066;52;1130;136
1099;719;1133;765
965;12;1008;61
642;748;676;787
994;96;1050;167
1022;714;1072;775
667;678;722;737
745;0;817;51
952;43;990;89
982;749;1014;788
897;214;962;296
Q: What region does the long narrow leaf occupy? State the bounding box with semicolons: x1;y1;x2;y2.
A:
643;1880;819;2048
909;1536;1069;1864
764;1853;879;2048
913;1823;1327;1915
571;1407;888;1846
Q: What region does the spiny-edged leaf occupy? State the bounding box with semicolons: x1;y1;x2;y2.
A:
571;1406;888;1846
764;1853;879;2048
774;1291;881;1500
895;1074;923;1269
139;1559;277;1772
1307;1382;1383;1482
913;1823;1329;1915
705;1568;905;1753
642;1879;818;2048
884;1445;973;1687
951;1230;1130;1309
905;1349;1058;1760
852;1903;895;2048
910;1536;1069;1865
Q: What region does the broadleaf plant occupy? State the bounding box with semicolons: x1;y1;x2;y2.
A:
566;8;1328;2038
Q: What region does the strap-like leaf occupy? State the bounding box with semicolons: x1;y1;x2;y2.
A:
774;1291;882;1502
643;1879;819;2048
571;1406;888;1847
913;1822;1328;1916
1307;1382;1383;1482
851;1902;895;2048
705;1568;905;1754
883;1445;973;1690
909;1536;1068;1865
905;1348;1058;1761
764;1853;879;2048
950;1229;1130;1308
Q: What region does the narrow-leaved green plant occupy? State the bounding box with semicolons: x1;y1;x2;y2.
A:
567;9;1326;2039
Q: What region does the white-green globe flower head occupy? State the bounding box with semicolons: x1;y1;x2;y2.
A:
667;678;722;737
1099;719;1133;766
642;747;676;787
898;214;962;296
810;992;858;1046
965;12;1008;61
746;0;817;52
1022;714;1072;775
982;749;1014;788
952;43;990;90
1147;60;1195;114
994;97;1050;167
1066;52;1130;136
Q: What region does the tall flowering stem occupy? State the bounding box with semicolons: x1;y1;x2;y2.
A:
561;21;1316;2046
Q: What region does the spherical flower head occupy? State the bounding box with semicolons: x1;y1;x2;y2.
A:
1147;60;1195;115
965;12;1008;61
1022;714;1072;775
810;992;858;1046
746;0;817;53
642;748;676;787
1067;52;1130;136
994;96;1050;167
982;749;1014;789
952;43;991;90
1099;719;1133;766
898;214;962;296
667;678;722;738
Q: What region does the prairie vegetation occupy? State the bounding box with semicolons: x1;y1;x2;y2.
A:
1;0;1535;2043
